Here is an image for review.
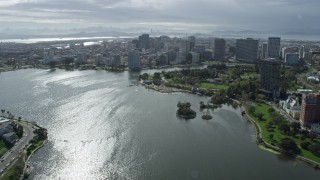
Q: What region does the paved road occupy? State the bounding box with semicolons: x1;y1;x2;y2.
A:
266;101;297;123
0;121;36;174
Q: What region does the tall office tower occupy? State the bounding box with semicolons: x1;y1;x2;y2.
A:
139;34;150;49
128;51;141;70
179;39;190;53
268;37;281;59
158;54;168;66
299;45;305;59
235;38;259;62
43;52;54;64
300;93;320;127
259;58;282;98
176;51;186;64
261;42;268;59
214;38;226;60
113;54;122;66
188;36;196;51
95;54;103;65
191;52;200;63
76;53;87;64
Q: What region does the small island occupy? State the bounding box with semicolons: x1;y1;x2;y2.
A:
201;114;213;120
176;102;197;120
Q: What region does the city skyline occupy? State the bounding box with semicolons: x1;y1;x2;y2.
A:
0;0;320;36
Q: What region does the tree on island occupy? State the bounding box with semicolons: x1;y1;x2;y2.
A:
177;101;197;120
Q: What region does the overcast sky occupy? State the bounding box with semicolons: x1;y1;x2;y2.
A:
0;0;319;33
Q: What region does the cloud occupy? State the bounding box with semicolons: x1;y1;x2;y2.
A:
0;0;319;33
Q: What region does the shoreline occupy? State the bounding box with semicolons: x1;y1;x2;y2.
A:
21;139;47;179
141;83;192;94
242;105;320;168
140;82;320;167
0;117;48;180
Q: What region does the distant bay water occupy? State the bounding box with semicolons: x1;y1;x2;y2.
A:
0;36;134;44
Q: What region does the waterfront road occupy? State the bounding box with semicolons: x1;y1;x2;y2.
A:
0;121;36;174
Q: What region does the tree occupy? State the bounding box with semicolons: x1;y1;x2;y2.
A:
256;112;264;121
308;144;320;156
268;108;275;113
279;138;301;155
200;101;206;109
290;122;301;133
308;133;318;141
248;106;255;115
300;141;311;150
279;123;290;134
269;134;274;139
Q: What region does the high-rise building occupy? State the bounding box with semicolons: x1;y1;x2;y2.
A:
139;34;150;49
285;53;299;66
43;52;54;64
113;55;122;66
188;36;196;51
259;58;282;98
214;38;226;60
128;51;141;70
158;54;168;66
76;53;87;64
299;45;305;59
300;93;320;127
95;54;104;65
261;43;268;59
176;52;186;64
281;47;299;60
191;52;200;64
235;38;259;62
179;39;190;53
268;37;281;59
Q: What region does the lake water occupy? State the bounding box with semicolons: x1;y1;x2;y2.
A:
0;69;319;179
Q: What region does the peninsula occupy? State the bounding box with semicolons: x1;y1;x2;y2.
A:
0;111;47;180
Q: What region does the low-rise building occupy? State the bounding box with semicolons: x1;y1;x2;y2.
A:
311;123;320;134
2;132;17;145
280;96;301;120
0;120;14;137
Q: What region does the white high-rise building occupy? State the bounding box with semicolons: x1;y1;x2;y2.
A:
268;37;281;59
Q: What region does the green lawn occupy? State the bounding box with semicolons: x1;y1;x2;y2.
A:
1;156;25;180
200;83;228;90
247;103;320;163
0;139;10;157
288;81;300;91
147;75;154;80
240;72;258;79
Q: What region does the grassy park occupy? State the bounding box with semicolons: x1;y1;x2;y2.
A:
200;83;228;90
247;103;320;164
